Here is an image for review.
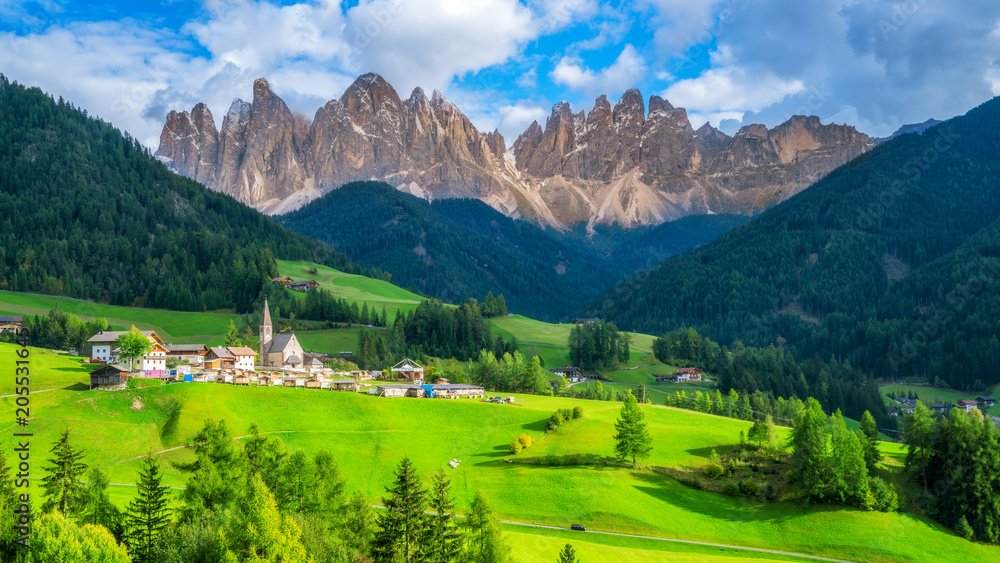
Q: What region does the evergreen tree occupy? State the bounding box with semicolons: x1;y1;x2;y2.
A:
41;429;88;518
827;411;870;506
343;491;376;557
791;398;827;499
308;450;347;521
224;320;241;347
426;470;465;563
173;419;246;521
613;392;653;468
126;455;171;563
372;456;428;563
859;410;882;473
220;473;310;563
79;467;125;542
558;543;577;563
0;456;19;560
904;401;937;493
465;491;508;563
243;422;287;493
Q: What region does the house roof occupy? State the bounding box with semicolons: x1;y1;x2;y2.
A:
308;358;323;366
551;366;580;372
269;333;299;352
228;346;258;357
573;318;596;324
330;379;358;384
208;347;235;359
87;330;158;343
286;354;302;365
958;400;978;406
91;363;129;375
166;344;207;353
978;396;996;402
0;315;23;323
674;367;702;374
392;358;423;371
290;280;318;287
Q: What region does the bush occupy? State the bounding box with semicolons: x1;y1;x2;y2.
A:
739;478;760;496
518;434;532;448
572;406;583;419
680;477;702;489
703;464;724;479
559;408;573;421
509;440;522;454
722;481;741;496
956;515;974;540
548;411;564;431
868;476;898;512
763;483;778;502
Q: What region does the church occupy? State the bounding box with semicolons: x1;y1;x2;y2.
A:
259;299;305;369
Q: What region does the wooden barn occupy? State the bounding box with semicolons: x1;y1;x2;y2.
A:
233;373;251;386
305;378;323;389
330;379;360;392
282;377;298;388
258;375;275;386
90;364;129;390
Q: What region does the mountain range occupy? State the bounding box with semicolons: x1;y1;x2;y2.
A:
156;73;870;230
585;96;1000;392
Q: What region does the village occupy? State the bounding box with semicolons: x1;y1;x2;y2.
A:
84;298;488;400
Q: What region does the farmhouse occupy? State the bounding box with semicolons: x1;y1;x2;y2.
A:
136;342;169;376
550;367;581;381
289;280;320;292
978;396;998;408
86;330;164;363
165;344;208;365
90;364;129;390
391;358;424;383
206;347;236;370
228;347;257;371
0;315;23;332
958;400;979;412
671;367;703;382
271;277;293;286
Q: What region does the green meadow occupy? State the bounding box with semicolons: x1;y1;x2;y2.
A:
277;259;425;315
881;383;1000;416
3;343;997;562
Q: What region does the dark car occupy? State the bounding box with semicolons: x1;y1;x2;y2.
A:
570;524;586;531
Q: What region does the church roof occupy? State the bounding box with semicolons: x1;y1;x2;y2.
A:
269;333;299;352
262;298;272;327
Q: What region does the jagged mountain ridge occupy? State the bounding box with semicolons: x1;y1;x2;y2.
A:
156;73;870;229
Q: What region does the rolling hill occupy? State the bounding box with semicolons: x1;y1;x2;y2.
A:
6;343;998;563
585;95;1000;391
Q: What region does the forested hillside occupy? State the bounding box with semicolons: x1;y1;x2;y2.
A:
586;95;1000;390
0;76;368;313
279;181;745;321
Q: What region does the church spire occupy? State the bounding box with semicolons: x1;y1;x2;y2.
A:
259;298;273;365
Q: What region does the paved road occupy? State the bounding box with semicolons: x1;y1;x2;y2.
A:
498;520;855;563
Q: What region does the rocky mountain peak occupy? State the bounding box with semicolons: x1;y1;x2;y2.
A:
157;74;871;229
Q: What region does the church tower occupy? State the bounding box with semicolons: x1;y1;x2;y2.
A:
259;298;273;365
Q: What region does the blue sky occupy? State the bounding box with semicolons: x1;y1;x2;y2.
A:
1;0;998;148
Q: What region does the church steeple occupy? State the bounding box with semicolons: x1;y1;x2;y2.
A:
259;298;273;364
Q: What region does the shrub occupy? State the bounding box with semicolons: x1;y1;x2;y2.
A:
739;478;760;496
722;481;741;496
763;483;778;502
572;406;583;419
559;408;573;421
868;476;898;512
956;515;974;540
518;434;532;448
509;440;522;454
680;477;702;489
548;411;564;430
703;464;724;479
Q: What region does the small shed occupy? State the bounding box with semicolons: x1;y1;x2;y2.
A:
258;375;274;386
330;379;360;392
233;373;250;386
305;378;323;389
282;377;298;388
90;364;129;390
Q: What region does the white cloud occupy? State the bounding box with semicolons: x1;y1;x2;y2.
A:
346;0;537;95
643;0;723;54
498;102;548;139
551;44;646;93
662;67;804;120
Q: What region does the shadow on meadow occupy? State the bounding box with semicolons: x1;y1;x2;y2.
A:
630;469;852;526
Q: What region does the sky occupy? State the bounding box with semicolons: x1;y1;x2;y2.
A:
1;0;998;149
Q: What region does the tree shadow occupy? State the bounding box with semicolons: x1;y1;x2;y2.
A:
62;383;90;391
685;445;737;459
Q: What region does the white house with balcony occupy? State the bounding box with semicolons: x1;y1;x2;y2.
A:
87;330;164;364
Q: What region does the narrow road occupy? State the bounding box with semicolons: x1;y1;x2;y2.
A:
368;505;855;562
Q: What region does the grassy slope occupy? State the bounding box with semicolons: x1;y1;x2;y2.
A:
277;260;425;315
5;344;997;563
